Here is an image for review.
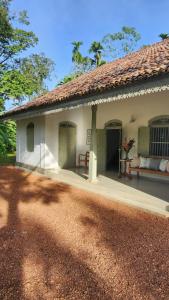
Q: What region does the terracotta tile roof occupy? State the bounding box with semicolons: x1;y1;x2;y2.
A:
2;39;169;117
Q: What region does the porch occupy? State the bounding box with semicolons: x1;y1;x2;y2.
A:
41;90;169;184
15;87;169;216
43;167;169;217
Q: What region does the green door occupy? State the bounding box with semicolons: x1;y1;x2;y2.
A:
59;125;76;169
97;129;106;173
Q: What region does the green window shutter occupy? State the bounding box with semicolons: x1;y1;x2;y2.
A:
27;123;34;152
97;129;106;172
138;126;150;156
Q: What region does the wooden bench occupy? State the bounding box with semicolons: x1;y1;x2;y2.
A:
128;156;169;178
128;166;169;178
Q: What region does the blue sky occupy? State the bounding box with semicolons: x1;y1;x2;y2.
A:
9;0;169;95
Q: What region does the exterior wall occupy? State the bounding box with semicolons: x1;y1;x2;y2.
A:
16;116;45;168
44;106;91;169
97;90;169;158
16;90;169;170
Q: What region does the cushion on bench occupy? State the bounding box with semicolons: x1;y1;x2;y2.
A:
129;156;169;174
159;159;168;172
139;157;151;169
166;161;169;172
149;158;161;170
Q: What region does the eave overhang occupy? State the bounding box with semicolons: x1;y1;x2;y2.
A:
1;74;169;121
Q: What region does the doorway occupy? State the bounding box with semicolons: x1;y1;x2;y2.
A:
105;120;122;171
59;122;76;169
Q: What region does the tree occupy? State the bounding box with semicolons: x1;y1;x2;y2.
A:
0;0;55;106
159;33;169;40
89;41;106;67
0;120;16;154
0;0;55;155
0;1;38;71
72;41;84;64
72;27;140;73
18;54;54;101
60;26;141;85
71;40;106;70
71;41;92;73
57;73;81;86
102;26;141;59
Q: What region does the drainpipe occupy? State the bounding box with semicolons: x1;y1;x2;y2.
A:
89;105;97;182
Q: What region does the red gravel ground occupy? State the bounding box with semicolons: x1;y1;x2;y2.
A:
0;167;169;300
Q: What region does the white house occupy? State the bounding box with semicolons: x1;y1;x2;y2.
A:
1;39;169;182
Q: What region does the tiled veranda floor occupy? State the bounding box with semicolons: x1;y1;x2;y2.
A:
43;167;169;217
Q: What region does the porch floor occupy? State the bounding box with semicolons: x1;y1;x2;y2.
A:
44;168;169;217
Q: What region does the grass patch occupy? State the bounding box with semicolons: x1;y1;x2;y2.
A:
0;153;16;166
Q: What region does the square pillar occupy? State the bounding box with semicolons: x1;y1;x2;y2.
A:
89;105;97;182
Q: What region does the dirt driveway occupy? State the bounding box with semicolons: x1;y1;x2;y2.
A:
0;166;169;300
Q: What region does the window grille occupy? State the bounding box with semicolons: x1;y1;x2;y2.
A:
149;117;169;157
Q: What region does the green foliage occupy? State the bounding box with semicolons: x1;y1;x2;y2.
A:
72;41;93;73
0;1;55;155
0;122;7;154
0;70;30;103
5;120;16;152
0;0;55;106
71;40;106;70
0;120;16;155
18;10;30;25
18;53;54;101
0;152;16;165
89;41;106;67
72;41;84;64
159;33;169;40
102;26;141;59
0;54;54;104
57;72;82;86
61;26;141;85
0;2;38;70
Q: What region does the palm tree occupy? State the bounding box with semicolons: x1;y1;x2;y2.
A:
89;41;106;67
159;33;169;40
72;41;84;64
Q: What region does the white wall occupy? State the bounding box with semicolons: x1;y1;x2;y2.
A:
16;116;45;168
97;90;169;157
44;90;169;169
16;90;169;170
44;106;91;169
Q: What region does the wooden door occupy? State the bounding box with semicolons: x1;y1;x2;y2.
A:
106;129;121;170
59;125;76;169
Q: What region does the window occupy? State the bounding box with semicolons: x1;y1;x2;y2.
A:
27;123;34;152
149;117;169;157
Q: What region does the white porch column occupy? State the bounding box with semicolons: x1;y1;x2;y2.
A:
89;105;97;182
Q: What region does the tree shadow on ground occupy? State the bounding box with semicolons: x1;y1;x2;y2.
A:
0;167;114;299
76;193;169;299
1;166;169;299
21;219;114;300
0;166;71;299
0;166;71;205
0;195;23;300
